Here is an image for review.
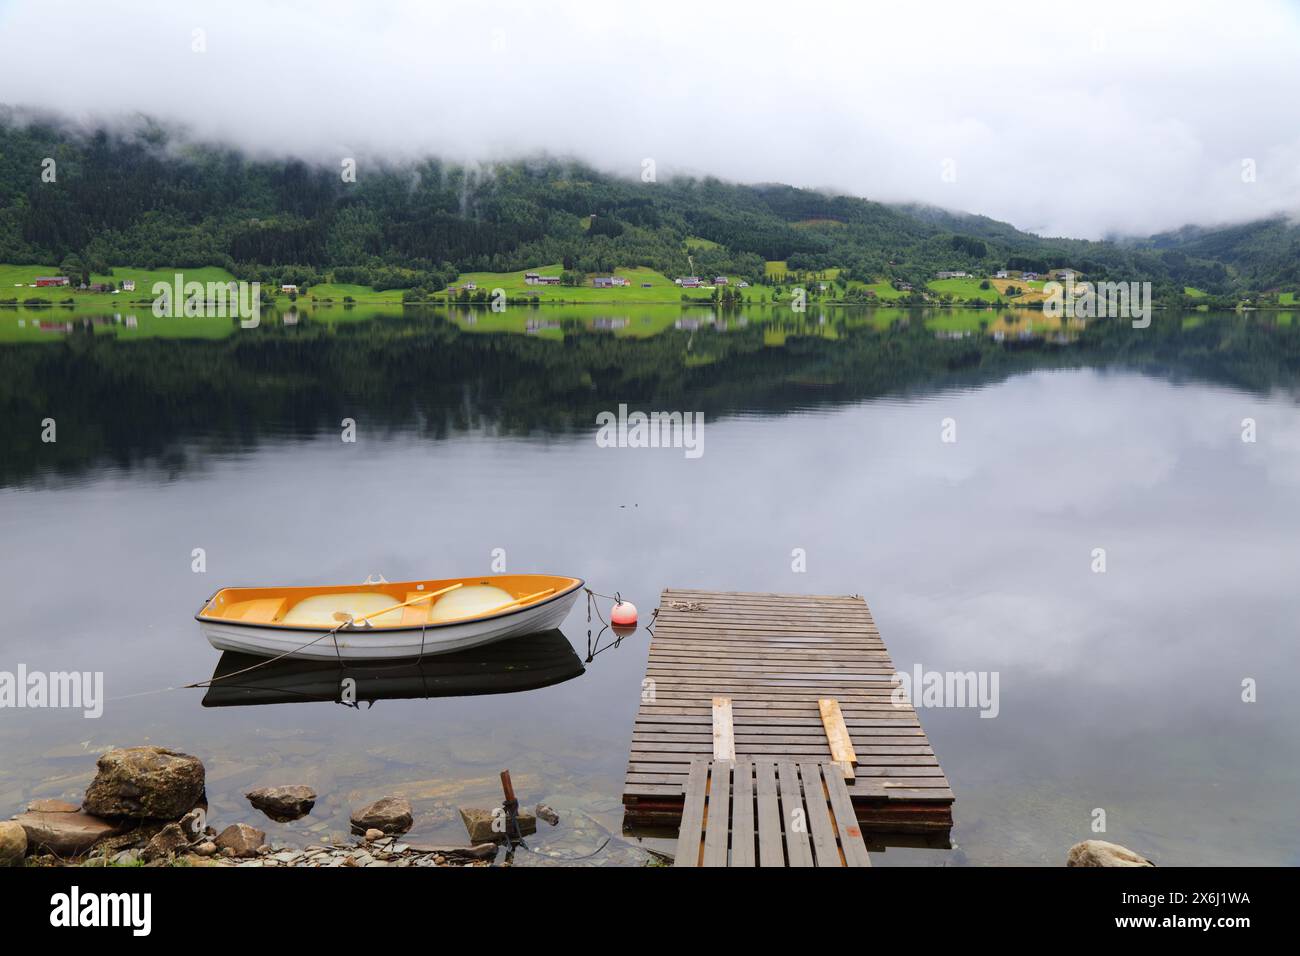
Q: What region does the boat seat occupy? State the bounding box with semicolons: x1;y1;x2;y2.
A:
228;597;289;623
400;591;435;627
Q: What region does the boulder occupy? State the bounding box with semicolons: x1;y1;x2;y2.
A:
141;822;191;862
535;804;560;826
214;823;265;859
0;821;27;866
350;796;412;835
1067;840;1155;867
246;785;316;822
459;807;536;844
364;828;384;842
193;842;217;857
82;746;205;819
13;810;124;857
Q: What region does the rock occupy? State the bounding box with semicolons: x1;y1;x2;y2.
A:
459;807;536;844
364;828;384;842
178;808;206;841
193;842;217;858
246;785;317;822
350;796;412;835
82;746;205;820
535;804;560;826
0;821;27;866
141;822;191;862
26;799;80;813
213;823;265;859
13;810;124;857
1067;840;1155;867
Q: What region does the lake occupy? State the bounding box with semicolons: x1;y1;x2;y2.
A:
2;302;1298;866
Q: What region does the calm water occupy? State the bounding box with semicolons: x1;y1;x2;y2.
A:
2;304;1298;865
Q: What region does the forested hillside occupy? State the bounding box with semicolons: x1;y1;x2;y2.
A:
0;111;1291;298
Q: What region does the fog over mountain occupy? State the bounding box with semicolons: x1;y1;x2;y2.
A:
1;0;1298;239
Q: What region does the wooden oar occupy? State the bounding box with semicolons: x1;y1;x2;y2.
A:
435;587;556;624
333;582;464;628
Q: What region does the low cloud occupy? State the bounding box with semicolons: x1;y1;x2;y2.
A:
1;0;1298;238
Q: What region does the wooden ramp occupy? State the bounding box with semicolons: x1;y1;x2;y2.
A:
674;759;871;867
624;588;953;833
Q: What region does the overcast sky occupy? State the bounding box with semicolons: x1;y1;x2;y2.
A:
1;0;1298;239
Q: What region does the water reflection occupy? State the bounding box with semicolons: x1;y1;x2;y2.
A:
201;630;586;708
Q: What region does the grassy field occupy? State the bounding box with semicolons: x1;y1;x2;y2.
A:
1279;291;1296;306
0;264;239;304
443;265;724;303
1184;286;1209;298
300;282;405;304
927;277;1002;303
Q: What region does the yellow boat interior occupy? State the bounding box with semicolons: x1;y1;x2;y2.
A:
197;575;583;630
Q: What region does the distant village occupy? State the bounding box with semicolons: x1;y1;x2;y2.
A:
25;275;137;292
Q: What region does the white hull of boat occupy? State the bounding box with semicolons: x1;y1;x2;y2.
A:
200;590;580;661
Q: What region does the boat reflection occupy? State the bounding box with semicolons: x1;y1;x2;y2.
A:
201;628;585;707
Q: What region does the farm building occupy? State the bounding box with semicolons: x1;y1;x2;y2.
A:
936;270;970;279
34;276;70;287
995;270;1009;279
714;276;728;285
524;272;541;284
592;276;629;288
122;279;136;291
676;276;702;287
281;284;299;293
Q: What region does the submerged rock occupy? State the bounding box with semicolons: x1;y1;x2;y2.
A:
246;785;317;822
26;799;80;813
214;823;265;859
350;796;412;835
459;807;536;844
0;821;27;866
82;746;206;820
13;809;124;857
1067;840;1155;867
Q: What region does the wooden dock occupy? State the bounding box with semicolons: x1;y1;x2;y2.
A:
623;588;953;834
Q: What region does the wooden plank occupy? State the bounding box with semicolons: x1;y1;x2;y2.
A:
731;759;755;867
818;697;858;779
755;760;783;867
777;760;814;867
798;760;843;866
711;696;735;761
702;761;731;867
822;763;872;867
672;759;709;867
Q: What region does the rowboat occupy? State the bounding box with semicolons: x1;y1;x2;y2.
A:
196;574;585;660
201;629;586;707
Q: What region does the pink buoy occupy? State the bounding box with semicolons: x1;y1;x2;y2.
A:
611;601;638;627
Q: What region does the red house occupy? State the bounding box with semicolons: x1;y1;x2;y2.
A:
35;276;70;287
